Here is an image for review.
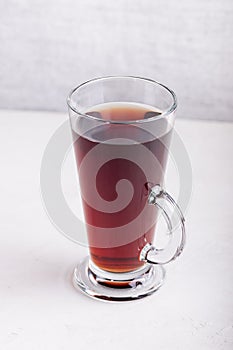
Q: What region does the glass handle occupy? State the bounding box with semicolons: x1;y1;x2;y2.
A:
140;185;186;265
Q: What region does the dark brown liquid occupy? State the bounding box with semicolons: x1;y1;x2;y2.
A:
73;103;172;272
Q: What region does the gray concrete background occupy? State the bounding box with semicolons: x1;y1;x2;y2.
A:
0;0;232;121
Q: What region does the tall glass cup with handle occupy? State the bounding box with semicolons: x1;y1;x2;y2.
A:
67;76;186;301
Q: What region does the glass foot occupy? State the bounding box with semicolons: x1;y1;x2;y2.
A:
73;257;165;302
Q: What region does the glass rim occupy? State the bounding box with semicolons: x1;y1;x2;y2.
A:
67;76;177;124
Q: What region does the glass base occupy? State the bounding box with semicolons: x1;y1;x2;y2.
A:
73;257;166;302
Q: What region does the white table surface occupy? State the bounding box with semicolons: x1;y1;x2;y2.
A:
0;110;232;350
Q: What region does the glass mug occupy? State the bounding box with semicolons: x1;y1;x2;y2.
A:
67;76;185;301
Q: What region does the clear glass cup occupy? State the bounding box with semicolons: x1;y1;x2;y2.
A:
67;76;185;301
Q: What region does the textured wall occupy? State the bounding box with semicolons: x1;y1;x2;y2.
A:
0;0;232;120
